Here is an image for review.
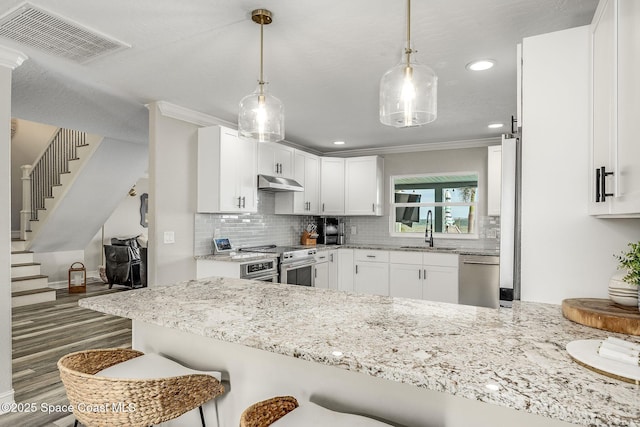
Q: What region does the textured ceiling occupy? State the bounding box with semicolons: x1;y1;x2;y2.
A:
1;0;598;152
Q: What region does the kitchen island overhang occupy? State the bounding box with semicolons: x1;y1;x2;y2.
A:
79;277;640;427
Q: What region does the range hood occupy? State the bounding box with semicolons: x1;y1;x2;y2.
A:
257;174;304;192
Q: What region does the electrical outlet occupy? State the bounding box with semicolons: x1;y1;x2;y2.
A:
164;231;175;244
214;228;220;236
351;226;357;235
487;229;497;239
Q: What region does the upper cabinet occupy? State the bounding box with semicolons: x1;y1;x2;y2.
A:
345;156;384;216
319;156;384;216
589;0;640;217
320;157;346;215
275;150;320;214
197;125;257;213
258;141;295;179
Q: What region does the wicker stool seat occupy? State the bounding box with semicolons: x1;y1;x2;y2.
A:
240;396;393;427
58;348;224;427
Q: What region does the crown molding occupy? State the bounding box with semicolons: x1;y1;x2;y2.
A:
322;137;502;157
152;101;236;128
0;45;27;70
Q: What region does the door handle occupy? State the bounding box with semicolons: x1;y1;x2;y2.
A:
237;196;242;208
418;269;421;279
600;166;614;202
322;203;325;212
242;196;246;208
372;203;375;212
355;265;358;274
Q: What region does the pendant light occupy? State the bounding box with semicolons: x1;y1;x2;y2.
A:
380;0;437;127
238;9;284;142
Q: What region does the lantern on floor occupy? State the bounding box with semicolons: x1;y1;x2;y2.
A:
68;262;86;293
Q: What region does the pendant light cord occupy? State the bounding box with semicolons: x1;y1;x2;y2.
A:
405;0;412;64
259;18;264;87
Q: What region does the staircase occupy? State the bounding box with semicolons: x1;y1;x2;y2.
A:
10;238;56;307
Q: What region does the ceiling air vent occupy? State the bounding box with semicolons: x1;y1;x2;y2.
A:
0;3;130;63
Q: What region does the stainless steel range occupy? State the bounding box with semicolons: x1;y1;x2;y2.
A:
240;245;317;286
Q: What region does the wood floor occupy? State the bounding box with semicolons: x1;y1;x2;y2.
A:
0;281;132;427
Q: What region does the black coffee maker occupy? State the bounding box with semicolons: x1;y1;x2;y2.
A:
318;217;339;245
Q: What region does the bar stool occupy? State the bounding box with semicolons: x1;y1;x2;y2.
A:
58;348;224;427
239;396;393;427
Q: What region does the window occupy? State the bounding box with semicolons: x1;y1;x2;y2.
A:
390;172;479;238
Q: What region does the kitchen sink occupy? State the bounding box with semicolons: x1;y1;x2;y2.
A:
400;246;457;251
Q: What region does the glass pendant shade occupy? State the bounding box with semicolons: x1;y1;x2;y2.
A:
380;54;438;127
238;84;284;142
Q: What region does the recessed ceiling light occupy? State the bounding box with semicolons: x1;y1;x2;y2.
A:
466;60;495;71
333;141;345;145
488;123;504;129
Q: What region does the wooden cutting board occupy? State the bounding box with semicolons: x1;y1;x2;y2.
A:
562;298;640;336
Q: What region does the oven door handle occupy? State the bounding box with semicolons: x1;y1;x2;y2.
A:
281;259;316;270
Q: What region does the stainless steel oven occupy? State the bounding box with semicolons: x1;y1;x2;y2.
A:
280;257;316;287
240;258;278;282
239;245;317;286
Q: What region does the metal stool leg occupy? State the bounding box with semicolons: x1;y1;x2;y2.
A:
199;406;206;427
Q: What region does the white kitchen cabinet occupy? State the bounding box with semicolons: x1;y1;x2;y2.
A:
258;142;295;179
389;251;458;303
487;145;502;216
316;249;338;290
345;156;384;216
589;0;640;217
354;250;389;296
275;150;320;214
313;259;329;289
389;262;423;299
197;125;257;213
337;248;354;292
320;157;345;215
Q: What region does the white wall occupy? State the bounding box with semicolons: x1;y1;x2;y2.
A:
148;103;198;286
521;26;640;304
10;119;57;231
84;177;149;275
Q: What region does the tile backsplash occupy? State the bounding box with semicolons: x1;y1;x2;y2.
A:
195;192;500;255
194;192;315;255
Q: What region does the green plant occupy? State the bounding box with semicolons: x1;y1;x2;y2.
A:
615;242;640;285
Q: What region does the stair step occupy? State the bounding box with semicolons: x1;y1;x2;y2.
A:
12;274;48;292
11;288;56;307
10;239;27;251
11;251;34;264
11;263;41;278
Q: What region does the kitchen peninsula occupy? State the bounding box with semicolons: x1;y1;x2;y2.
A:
79;277;639;427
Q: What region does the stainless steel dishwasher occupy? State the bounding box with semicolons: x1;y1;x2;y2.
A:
458;255;500;308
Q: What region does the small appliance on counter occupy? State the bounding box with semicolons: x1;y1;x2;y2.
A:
337;221;345;245
318;217;339;245
213;238;233;254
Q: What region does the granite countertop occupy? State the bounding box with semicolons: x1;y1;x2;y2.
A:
316;243;499;257
194;253;277;262
80;278;639;426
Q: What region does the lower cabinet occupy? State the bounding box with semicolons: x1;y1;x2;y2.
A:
333;248;458;303
314;261;329;289
389;251;459;304
389;262;422;299
354;262;389;296
337;249;354;292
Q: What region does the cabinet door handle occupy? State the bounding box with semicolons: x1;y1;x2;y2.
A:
242;196;246;208
314;267;317;278
423;269;427;279
418;269;422;279
322;203;325;212
372;203;375;212
600;166;614;202
595;167;601;202
355;265;358;274
330;253;334;262
366;255;376;258
237;196;242;208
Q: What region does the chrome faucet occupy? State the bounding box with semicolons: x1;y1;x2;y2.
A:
425;209;434;247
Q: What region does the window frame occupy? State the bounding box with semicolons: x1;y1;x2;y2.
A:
388;171;480;240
